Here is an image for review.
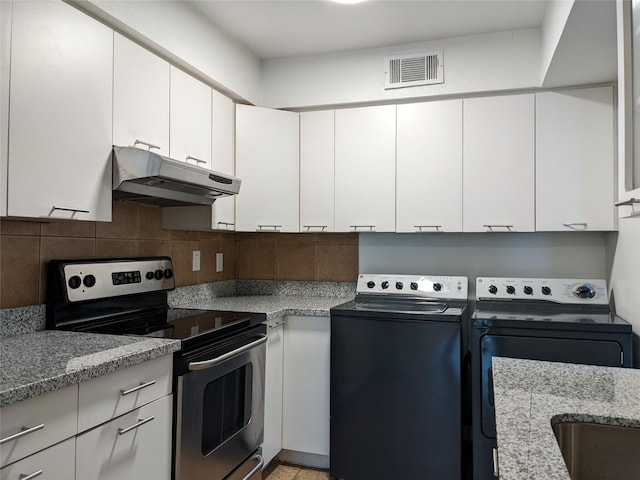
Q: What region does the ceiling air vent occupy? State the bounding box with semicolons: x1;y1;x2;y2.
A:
384;51;443;90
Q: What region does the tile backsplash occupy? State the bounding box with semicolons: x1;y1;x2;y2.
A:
0;202;359;308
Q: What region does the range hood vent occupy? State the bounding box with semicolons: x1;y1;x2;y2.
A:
112;146;240;207
384;51;444;89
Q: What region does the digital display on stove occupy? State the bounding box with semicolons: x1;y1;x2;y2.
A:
112;270;141;285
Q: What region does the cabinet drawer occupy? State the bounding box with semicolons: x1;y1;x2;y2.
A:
78;355;172;432
0;385;77;468
0;437;75;480
76;395;172;480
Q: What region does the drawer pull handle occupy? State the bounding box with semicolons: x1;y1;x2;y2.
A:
483;224;513;231
118;416;155;435
562;222;588;230
19;470;43;480
257;225;281;232
52;205;90;214
241;454;264;480
0;424;45;445
350;225;375;232
414;225;442;232
133;139;160;151
120;380;156;396
614;197;640;207
303;225;328;231
186;155;206;165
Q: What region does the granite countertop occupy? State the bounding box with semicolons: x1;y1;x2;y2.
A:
492;357;640;480
174;295;353;320
0;331;180;407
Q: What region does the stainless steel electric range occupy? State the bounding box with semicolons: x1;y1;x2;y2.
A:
46;257;266;480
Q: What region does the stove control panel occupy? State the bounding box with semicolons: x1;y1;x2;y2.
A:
357;274;468;299
476;277;608;304
59;257;175;302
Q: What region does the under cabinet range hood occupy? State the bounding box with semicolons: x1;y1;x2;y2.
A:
112;146;241;207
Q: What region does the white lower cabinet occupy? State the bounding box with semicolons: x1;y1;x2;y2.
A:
0;437;75;480
282;316;330;457
263;319;285;466
76;395;172;480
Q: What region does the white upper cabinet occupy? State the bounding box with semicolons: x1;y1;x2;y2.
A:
536;86;615;231
300;110;335;233
462;94;535;232
113;33;170;156
335;105;396;232
396;100;463;233
170;66;212;168
7;0;113;221
211;89;236;230
235;104;300;232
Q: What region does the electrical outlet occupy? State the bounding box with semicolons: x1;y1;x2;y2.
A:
192;251;201;271
216;253;223;273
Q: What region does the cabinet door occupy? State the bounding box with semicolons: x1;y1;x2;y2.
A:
170;66;212;168
396;100;463;232
211;89;236;230
263;320;284;466
0;437;75;480
113;33;170;156
536;87;615;231
235;104;299;232
282;316;330;456
300;110;335;233
335;105;396;232
76;395;172;480
463;94;535;232
8;1;113;221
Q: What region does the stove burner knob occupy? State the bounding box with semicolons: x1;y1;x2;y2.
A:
395;281;404;290
488;285;498;295
541;286;552;296
523;286;533;295
574;284;596;299
506;285;516;295
83;274;96;288
164;268;174;279
433;283;442;292
68;275;81;289
410;282;419;290
154;269;164;280
367;281;375;289
381;281;389;290
146;271;155;280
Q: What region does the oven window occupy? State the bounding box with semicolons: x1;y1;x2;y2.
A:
201;363;253;455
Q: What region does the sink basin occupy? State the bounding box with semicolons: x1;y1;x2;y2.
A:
552;420;640;480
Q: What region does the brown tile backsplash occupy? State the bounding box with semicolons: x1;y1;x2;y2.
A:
0;203;359;308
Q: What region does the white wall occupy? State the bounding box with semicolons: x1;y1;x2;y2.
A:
261;29;541;109
540;0;574;84
78;0;262;104
0;0;11;216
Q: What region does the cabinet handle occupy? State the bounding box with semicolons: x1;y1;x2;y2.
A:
483;224;513;231
18;470;44;480
118;416;155;435
614;197;640;206
133;139;160;151
241;454;264;480
303;225;328;231
120;380;156;396
52;205;90;214
492;447;499;477
0;424;45;445
19;470;43;480
350;225;375;232
414;225;442;232
185;156;206;165
257;225;281;232
562;222;588;230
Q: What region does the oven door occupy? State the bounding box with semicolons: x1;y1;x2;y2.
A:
175;329;266;480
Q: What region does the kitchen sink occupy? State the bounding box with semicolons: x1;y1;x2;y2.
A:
552;419;640;480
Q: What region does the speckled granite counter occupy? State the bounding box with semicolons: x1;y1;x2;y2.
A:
492;357;640;480
1;331;180;407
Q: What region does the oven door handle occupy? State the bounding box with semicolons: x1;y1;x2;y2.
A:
241;454;265;480
188;335;268;371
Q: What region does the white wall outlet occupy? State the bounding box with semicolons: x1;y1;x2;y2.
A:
192;250;201;271
216;252;223;273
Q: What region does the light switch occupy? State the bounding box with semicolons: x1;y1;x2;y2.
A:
216;253;223;272
192;250;201;271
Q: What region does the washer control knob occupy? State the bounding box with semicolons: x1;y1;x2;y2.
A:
506;285;516;295
523;286;533;295
574;284;596;299
83;274;96;288
164;268;174;279
367;281;375;289
68;275;82;289
488;285;498;295
395;281;404;290
146;271;155;280
410;282;419;291
154;269;164;280
433;283;442;292
541;286;552;296
381;281;389;290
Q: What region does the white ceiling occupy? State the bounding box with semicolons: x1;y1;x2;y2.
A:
187;0;550;59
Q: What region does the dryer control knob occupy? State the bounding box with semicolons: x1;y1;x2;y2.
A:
381;281;389;290
367;281;375;289
433;283;442;292
523;286;533;295
506;285;516;295
542;286;552;296
395;282;404;290
574;284;596;299
410;282;419;290
488;285;498;294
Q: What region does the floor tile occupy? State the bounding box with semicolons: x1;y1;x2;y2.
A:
265;464;300;480
292;469;331;480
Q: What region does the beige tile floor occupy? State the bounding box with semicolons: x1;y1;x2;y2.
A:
263;462;333;480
